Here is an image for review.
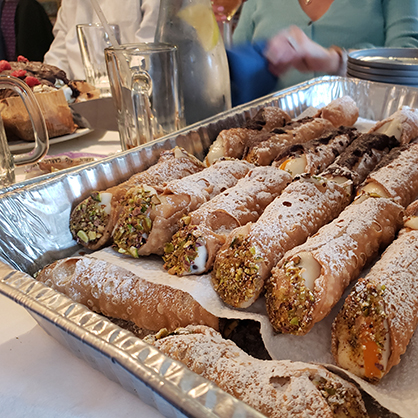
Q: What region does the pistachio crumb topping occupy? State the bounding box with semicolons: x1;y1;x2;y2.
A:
112;187;160;257
343;281;387;370
311;375;365;417
163;225;202;275
70;192;109;245
268;257;315;334
212;235;263;306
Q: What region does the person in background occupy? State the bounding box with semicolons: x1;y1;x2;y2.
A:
0;0;54;62
44;0;160;80
230;0;418;104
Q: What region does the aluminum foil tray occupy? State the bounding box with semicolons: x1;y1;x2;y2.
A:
1;76;418;417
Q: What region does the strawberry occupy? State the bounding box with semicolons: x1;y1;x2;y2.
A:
25;76;41;87
17;55;29;63
0;60;11;72
11;69;27;78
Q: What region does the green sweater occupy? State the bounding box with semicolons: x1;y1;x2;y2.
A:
233;0;418;90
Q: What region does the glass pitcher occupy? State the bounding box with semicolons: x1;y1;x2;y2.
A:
0;75;48;187
155;0;232;126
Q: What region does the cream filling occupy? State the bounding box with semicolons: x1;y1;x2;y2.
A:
360;182;389;198
404;215;418;229
355;182;389;204
205;137;225;166
98;192;112;215
380;318;391;374
280;155;307;177
295;251;321;291
329;175;350;184
374;119;402;141
174;147;187;159
183;244;208;275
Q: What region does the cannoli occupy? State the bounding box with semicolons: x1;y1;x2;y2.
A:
356;142;418;208
273;126;357;177
331;200;418;382
212;174;351;308
163;166;292;276
320;133;400;191
147;325;368;418
368;106;418;144
69;147;205;250
204;106;291;165
211;131;399;309
244;117;335;166
112;159;253;257
313;96;359;128
35;256;219;332
266;196;403;336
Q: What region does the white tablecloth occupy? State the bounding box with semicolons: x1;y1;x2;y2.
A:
1;130;165;418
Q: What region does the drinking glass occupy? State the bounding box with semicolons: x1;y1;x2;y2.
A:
77;23;121;97
211;0;243;48
105;43;185;151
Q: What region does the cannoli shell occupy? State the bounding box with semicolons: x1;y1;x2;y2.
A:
69;147;205;250
320;133;400;187
359;143;418;208
273;127;356;174
36;256;219;332
332;227;418;380
188;166;292;230
314;96;359;127
243;106;291;132
151;325;368;418
130;159;253;256
245;118;334;166
204;127;262;165
212;175;351;307
168;166;292;273
109;147;205;204
268;197;403;334
368;106;418;144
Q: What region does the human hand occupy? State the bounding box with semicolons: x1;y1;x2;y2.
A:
264;25;342;77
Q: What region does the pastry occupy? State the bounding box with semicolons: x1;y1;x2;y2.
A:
244;117;335;166
112;159;253;257
0;56;97;141
266;196;403;335
212;174;351;308
273;126;357;177
312;95;359;128
35;256;219;332
356;142;418;208
69;147;205;250
332;199;418;381
211;131;398;309
368;106;418;144
163;166;292;275
204;106;291;165
148;325;368;418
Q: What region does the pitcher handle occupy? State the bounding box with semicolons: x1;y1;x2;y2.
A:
0;76;49;166
131;70;154;145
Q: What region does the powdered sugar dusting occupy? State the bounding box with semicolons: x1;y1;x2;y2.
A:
153;325;367;418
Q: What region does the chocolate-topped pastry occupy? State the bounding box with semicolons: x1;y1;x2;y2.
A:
0;55;98;140
0;56;69;99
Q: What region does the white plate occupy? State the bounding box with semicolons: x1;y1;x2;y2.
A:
9;128;93;153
